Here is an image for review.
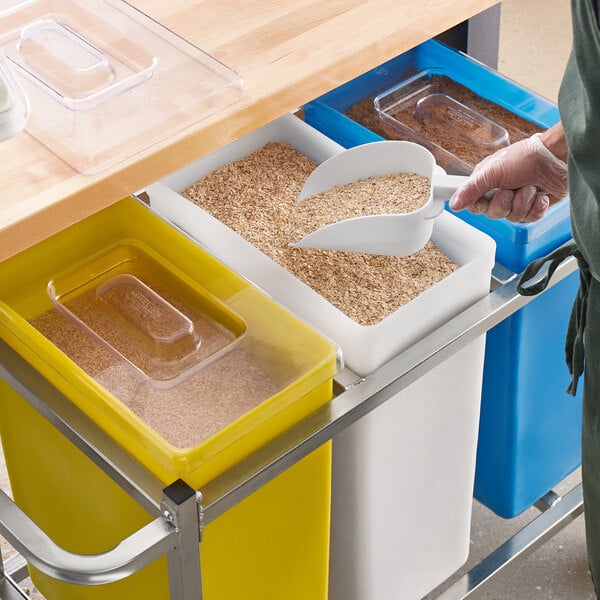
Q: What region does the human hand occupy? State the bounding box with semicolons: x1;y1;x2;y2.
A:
448;132;568;222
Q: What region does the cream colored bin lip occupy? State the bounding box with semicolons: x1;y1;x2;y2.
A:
147;113;496;377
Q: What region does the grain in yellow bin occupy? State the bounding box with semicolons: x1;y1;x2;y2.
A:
0;197;338;600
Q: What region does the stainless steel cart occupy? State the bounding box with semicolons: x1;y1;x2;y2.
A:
0;245;582;600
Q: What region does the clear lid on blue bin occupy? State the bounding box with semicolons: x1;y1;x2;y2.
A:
0;0;244;173
374;68;512;175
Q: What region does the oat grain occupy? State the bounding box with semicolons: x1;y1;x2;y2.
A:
182;141;458;326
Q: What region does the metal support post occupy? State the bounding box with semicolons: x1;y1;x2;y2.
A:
161;480;204;600
466;3;502;69
436;3;501;69
0;539;28;599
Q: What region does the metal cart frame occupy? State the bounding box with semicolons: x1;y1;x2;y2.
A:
0;245;582;599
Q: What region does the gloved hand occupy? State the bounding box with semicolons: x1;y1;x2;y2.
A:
449;132;569;222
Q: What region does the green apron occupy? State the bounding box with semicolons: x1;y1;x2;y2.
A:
518;0;600;593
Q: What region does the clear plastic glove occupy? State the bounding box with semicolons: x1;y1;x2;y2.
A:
449;133;568;223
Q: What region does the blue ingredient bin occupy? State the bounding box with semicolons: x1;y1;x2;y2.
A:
303;39;582;518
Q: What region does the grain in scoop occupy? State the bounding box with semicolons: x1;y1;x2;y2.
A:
290;172;430;242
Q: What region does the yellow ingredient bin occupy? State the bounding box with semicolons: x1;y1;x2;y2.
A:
0;197;338;600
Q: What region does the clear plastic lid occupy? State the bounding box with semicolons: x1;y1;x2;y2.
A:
0;0;244;173
47;241;247;389
374;69;511;174
0;52;28;141
412;93;509;148
15;17;156;109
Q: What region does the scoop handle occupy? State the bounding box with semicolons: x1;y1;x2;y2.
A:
432;173;497;204
423;197;445;220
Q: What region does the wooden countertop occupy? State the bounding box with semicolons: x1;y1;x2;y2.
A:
0;0;498;261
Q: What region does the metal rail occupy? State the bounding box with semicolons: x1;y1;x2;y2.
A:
0;577;28;600
199;256;576;523
0;488;176;586
434;484;584;599
0;252;580;598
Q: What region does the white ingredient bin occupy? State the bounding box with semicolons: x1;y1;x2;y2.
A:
147;113;496;600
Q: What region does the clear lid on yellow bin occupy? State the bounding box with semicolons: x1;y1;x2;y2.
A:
0;0;244;173
374;69;511;175
0;52;28;141
47;241;247;390
0;198;339;473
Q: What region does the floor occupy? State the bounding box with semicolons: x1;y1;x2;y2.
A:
496;0;572;104
0;1;591;599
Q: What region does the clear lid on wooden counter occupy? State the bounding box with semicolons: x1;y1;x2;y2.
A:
0;0;244;173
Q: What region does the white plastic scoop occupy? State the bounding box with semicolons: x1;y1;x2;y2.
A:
289;140;480;256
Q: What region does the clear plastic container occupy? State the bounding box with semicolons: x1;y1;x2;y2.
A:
0;52;29;141
373;68;511;174
0;0;244;173
47;241;246;389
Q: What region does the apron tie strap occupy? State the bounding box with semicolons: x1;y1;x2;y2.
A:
516;241;589;396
